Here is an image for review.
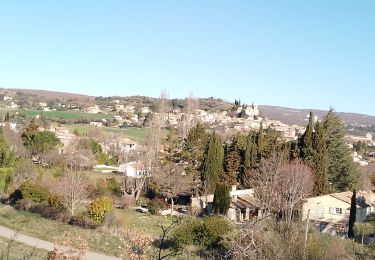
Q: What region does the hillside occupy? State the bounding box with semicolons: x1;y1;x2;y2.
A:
1;88;374;126
259;105;375;126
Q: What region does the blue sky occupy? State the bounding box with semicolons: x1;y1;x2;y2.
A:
0;1;374;115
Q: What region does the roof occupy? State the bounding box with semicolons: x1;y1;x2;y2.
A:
328;191;375;208
230;195;260;210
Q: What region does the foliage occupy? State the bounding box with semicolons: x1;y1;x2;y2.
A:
107;178;122;197
201;132;224;194
212;183;231;215
47;231;88;260
88;196;114;223
19;182;50;204
120;231;152;260
223;135;241;185
0;168;13;193
47;194;64;210
312;121;329;195
354;222;375;244
68;215;99;229
348;189;356;239
22;130;61;156
181;123;209;177
171;216;231;250
147;200;164;215
323;109;359;191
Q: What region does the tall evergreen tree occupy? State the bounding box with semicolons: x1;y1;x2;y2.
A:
323;109;359;191
212;183;231;215
4;112;10;122
300;112;314;166
312;122;329;195
239;132;258;187
256;122;266;159
224;135;241;185
182;123;209;176
201;132;224;194
348;189;357;239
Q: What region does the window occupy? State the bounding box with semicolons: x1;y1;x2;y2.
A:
329;207;343;215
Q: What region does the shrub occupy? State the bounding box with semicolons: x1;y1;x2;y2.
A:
88;196;114;223
0;168;13;193
29;203;63;220
69;215;99;229
107;178;122;197
212;183;230;215
48;194;64;210
147;199;164;215
118;195;136;209
19;182;50;203
171;216;231;250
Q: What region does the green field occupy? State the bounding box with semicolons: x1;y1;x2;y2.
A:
61;124;149;143
0;236;48;259
16;110;111;121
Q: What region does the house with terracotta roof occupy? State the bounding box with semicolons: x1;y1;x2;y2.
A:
302;191;375;234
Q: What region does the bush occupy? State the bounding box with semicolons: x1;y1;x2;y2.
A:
118;195;136;209
147;199;164;215
48;194;64;210
107;178;122;197
69;215;99;229
0;168;13;193
88;196;114;223
29;203;63;220
19;182;50;203
171;216;231;250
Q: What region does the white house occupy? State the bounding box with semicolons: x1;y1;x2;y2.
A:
302;191;375;234
191;186;260;222
3;96;12;101
118;161;148;179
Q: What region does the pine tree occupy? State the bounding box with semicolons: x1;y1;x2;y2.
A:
212;183;231;215
348;189;356;239
257;122;266;159
201;132;224;194
223;135;241;185
300;112;314;166
182;123;209;176
239;132;258;187
312;122;329;195
323;109;359;191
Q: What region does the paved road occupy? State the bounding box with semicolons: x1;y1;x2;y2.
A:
0;225;120;260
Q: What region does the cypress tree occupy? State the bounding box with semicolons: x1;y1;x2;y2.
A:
312;122;329;195
212;183;231;215
300;112;314;166
224;135;241;185
4;112;10;122
201;132;224;194
239;133;258;187
348;189;357;239
323;109;359;191
257;122;266;159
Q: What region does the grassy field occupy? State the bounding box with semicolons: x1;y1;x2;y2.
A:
17;109;111;121
61;124;149;143
0;205;122;257
0;236;48;259
0;204;173;257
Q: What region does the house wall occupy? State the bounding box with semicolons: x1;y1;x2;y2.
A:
302;195;371;224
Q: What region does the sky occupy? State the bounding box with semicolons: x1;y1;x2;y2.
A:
0;1;374;115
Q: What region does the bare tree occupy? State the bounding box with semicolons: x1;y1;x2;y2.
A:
56;171;90;216
64;139;96;171
154;163;189;215
180;93;198;139
277;160;314;223
250;153;286;217
13;159;39;185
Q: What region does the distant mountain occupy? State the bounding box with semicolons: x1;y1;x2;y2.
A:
3;88;94;101
259;105;375;126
